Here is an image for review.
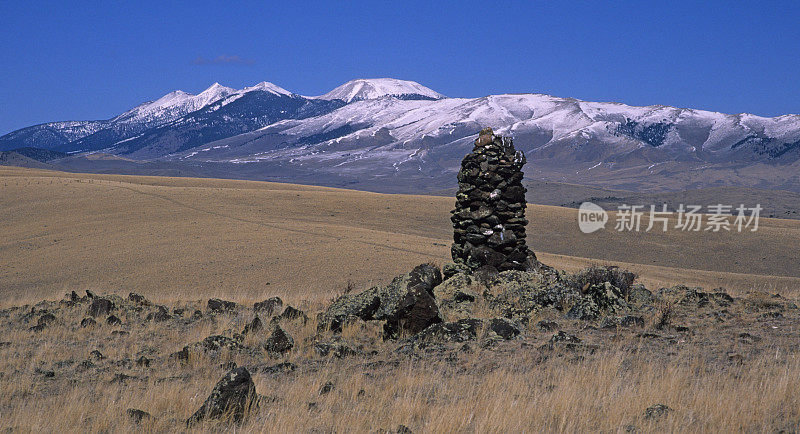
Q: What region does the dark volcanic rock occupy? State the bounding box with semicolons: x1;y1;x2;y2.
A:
207;298;236;313
254;297;283;315
320;263;442;333
383;265;443;340
318;380;334;395
412;319;483;343
80;317;97;328
187;367;257;425
106;315;122;325
264;326;294;354
271;305;307;324
126;408;152;424
242;316;263;335
146;305;171;322
128;292;151;306
88;298;115;317
487;318;521;340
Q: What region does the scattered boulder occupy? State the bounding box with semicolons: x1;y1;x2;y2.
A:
186;367;257;425
29;313;56;332
106;315;122;325
207;298;236;313
135;356;151;367
128;293;151;306
90;350;105;361
88;298;115;317
271;305;307;324
80;317;97;328
126;408;152;424
383;265;443;340
254;297;283;315
147;305;171;322
242;316;263;335
264;326;294;354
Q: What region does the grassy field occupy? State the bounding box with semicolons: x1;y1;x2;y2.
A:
2;166;799;306
2;166;800;433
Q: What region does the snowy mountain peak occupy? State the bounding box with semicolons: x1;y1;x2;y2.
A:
242;81;293;96
314;78;446;102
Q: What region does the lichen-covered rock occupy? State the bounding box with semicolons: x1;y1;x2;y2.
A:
486;318;521;340
319;264;442;333
566;282;629;321
382;265;443;340
253;297;283;315
186;367;257;425
411;318;483;343
264;326;293;354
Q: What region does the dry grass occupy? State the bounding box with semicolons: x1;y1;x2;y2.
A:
2;166;800;308
2;166;800;432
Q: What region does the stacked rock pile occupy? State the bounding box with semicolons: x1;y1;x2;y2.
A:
450;127;537;271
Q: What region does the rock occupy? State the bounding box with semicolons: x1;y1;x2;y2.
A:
620;315;645;328
128;293;151;306
126;408;152;424
190;310;203;321
442;262;470;279
271;305;308;324
383;266;443;340
37;313;57;327
319;264;442;333
242;316;263;335
186;367;257;425
487;318;521;340
644;403;672;420
264;326;294;354
566;282;628;321
550;331;581;343
106;315;122;325
207;298;236;313
536;320;559;331
318;381;334;395
88;298;115;317
147;305;171;322
90;350;105;360
254;297;283;315
411;319;483;343
135;356;151;367
35;368;55;378
313;341;358;358
86;290;95;299
259;361;296;375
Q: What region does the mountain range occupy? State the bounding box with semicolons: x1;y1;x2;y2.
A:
2;78;800;194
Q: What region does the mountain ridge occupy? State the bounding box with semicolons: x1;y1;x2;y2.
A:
2;78;800;194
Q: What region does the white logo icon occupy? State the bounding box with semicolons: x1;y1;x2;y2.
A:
578;202;608;233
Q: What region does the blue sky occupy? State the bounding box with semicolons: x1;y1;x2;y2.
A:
1;1;799;134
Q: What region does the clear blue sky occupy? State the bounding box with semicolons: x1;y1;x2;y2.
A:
2;0;799;134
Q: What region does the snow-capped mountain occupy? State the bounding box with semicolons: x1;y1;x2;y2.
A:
2;78;800;193
312;78;446;102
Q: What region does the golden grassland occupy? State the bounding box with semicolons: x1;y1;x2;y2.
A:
2;166;800;432
2;166;799;307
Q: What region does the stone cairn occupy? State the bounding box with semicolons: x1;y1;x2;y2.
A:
450;127;537;272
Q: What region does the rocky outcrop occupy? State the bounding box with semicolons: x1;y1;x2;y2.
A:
450;128;538;272
319;264;442;334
